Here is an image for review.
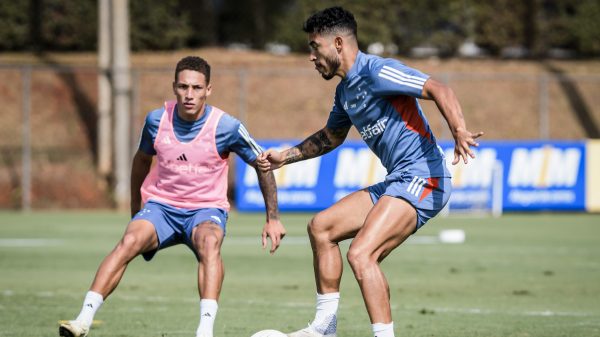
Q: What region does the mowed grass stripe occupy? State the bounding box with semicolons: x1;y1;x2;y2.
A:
0;211;599;337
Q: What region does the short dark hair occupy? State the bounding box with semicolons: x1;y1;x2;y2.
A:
302;6;357;37
175;56;211;83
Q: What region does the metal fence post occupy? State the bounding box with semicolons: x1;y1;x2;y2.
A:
238;69;247;123
439;72;452;140
21;66;32;211
131;69;140;152
539;74;550;139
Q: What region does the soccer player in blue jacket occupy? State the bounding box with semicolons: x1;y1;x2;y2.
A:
258;7;483;337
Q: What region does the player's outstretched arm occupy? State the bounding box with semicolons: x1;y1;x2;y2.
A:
257;126;350;172
421;78;484;165
254;164;286;254
130;149;153;217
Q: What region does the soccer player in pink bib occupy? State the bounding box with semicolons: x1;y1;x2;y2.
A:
60;56;286;337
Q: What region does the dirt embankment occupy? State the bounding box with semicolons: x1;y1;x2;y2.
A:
1;49;599;208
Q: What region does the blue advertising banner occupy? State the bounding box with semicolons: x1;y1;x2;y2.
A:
439;140;586;212
236;140;386;211
236;140;587;212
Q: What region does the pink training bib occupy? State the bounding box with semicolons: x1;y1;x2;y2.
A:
141;100;230;210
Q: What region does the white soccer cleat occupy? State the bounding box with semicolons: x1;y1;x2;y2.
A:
287;324;336;337
59;320;90;337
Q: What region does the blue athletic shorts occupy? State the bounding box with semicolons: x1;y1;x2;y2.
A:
368;175;451;230
131;200;228;261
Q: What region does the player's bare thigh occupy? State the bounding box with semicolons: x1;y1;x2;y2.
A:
311;188;374;243
191;221;225;252
121;219;159;254
350;195;417;262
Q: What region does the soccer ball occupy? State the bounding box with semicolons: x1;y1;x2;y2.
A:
250;329;287;337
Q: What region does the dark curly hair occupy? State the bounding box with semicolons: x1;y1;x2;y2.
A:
175;56;211;83
302;6;357;37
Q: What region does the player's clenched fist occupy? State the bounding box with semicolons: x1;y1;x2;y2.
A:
257;149;285;172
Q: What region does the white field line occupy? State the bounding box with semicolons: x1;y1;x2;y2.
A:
0;238;64;247
0;235;444;248
223;235;442;245
407;306;596;317
226;298;597;318
9;289;594;320
224;236;309;245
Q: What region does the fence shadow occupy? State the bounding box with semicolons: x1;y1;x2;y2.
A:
38;55;99;163
543;62;600;139
0;148;21;209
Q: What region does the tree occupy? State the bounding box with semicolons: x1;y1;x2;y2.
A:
271;0;397;53
129;0;193;50
0;2;29;51
570;0;600;56
472;0;528;56
389;0;467;56
41;0;96;51
218;0;293;48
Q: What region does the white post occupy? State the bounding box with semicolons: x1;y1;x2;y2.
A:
112;0;131;211
21;66;32;212
97;0;112;176
492;161;504;218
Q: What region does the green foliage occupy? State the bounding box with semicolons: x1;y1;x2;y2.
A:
472;0;529;55
0;0;598;56
130;0;193;50
218;0;294;48
0;0;96;52
0;2;30;50
338;0;396;50
537;0;579;52
270;0;399;52
388;0;467;56
41;0;97;51
269;1;310;52
186;0;218;47
570;0;600;56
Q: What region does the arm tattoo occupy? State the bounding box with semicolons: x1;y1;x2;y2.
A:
256;167;279;221
284;127;348;165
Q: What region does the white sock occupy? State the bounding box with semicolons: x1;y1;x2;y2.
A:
196;299;218;337
310;292;339;335
75;291;104;326
372;322;394;337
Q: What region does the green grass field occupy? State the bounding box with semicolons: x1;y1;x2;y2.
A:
1;211;599;337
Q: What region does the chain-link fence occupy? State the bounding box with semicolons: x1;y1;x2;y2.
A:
1;63;599;209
